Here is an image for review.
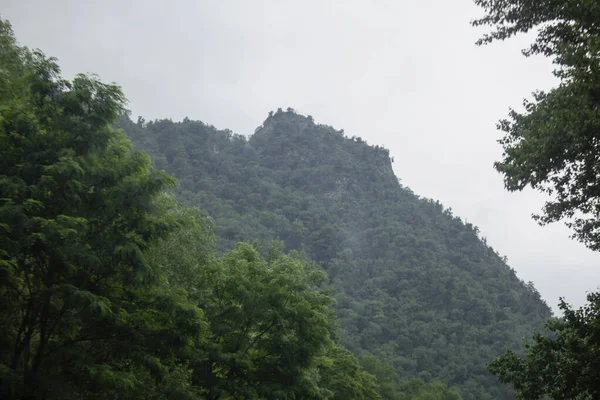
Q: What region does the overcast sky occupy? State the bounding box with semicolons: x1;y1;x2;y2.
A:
4;0;600;313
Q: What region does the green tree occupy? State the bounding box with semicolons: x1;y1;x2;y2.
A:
488;292;600;400
358;352;401;399
195;242;335;399
472;0;600;77
473;1;600;398
146;202;400;400
150;212;338;399
0;20;203;400
398;378;461;400
472;0;600;251
316;344;382;400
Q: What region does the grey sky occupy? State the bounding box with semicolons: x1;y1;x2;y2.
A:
4;0;600;313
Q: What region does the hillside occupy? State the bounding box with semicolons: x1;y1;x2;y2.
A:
118;108;552;399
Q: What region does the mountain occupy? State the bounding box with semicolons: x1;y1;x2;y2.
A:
118;108;552;400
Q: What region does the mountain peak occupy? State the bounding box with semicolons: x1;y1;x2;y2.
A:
253;108;394;183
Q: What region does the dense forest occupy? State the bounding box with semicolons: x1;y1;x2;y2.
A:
3;0;600;398
117;108;552;400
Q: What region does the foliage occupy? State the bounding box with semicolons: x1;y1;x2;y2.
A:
472;0;600;250
0;19;205;400
472;0;600;81
143;200;425;400
473;2;600;398
398;378;462;400
316;344;382;400
118;108;552;399
150;211;337;399
488;292;600;400
358;352;403;399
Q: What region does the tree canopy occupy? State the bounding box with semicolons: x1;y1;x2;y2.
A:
0;18;204;400
473;0;600;250
488;293;600;400
473;1;600;399
472;0;600;81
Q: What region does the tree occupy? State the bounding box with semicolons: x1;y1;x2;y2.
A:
473;1;600;398
150;215;338;399
194;242;335;399
316;344;382;400
0;20;203;400
358;352;402;399
399;378;462;400
473;0;600;251
488;293;600;400
472;0;600;81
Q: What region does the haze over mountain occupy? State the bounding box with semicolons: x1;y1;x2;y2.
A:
5;0;600;312
118;109;552;399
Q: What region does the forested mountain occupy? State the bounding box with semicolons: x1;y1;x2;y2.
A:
119;109;553;399
3;19;465;400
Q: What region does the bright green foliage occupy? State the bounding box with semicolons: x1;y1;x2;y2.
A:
145;201;392;399
0;19;29;99
358;352;403;399
398;378;462;400
488;293;600;400
316;344;382;400
195;242;334;399
472;0;600;251
119;108;551;399
0;20;204;399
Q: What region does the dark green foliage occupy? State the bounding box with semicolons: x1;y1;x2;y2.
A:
473;0;600;251
473;1;600;398
118;109;552;399
488;293;600;400
398;378;462;400
494;83;600;250
472;0;600;82
0;20;204;400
